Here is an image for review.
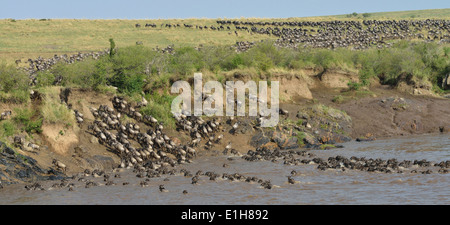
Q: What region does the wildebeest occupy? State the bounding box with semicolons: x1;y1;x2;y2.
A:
0;111;12;120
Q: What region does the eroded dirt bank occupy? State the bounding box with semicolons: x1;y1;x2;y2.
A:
0;70;449;186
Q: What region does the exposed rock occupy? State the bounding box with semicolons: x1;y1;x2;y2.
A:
356;137;376;142
0;142;58;184
250;132;271;148
303;132;318;146
91;155;116;170
251;130;299;150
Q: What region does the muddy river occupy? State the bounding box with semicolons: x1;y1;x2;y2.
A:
0;133;449;205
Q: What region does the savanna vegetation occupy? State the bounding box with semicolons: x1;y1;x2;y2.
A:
1;38;448;135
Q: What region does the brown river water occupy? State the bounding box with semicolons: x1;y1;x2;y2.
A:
0;133;449;205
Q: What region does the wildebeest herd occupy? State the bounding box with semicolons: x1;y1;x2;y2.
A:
23;50;110;86
136;19;450;49
7;91;448;193
17;18;449;88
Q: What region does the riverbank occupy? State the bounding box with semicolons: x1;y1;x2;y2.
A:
0;77;448;186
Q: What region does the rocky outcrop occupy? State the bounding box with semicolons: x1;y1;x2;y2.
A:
250;130;299;150
250;104;353;151
0;141;65;185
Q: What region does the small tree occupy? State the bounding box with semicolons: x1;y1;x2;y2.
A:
109;38;116;57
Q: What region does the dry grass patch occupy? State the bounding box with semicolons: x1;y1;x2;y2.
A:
38;87;77;128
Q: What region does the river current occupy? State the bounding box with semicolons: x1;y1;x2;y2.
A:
0;133;448;205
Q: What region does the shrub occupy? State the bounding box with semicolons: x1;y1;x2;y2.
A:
92;58;113;91
50;59;97;88
294;131;306;147
347;81;362;91
200;46;235;72
312;50;339;70
109;46;155;94
0;90;30;104
444;47;450;57
109;38;116;57
332;95;345;104
169;46;203;75
241;42;280;71
0;121;16;137
0;62;29;93
140;91;176;129
35;71;55;87
13;108;43;134
226;54;244;70
253;51;274;72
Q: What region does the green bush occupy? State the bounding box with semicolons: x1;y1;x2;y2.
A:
444;47;450;57
50;59;97;88
35;70;55;87
241;42;280;71
332;95;345;104
108;45;155;94
227;54;244;70
169;46;203;75
140;91;176;129
0;62;29;93
92;58;113;91
294;131;306;147
200;46;235;72
3;40;445;99
13;108;43;134
109;38;116;57
0;121;16;137
312;50;339;70
347;81;362;91
0;90;30;104
253;51;274;72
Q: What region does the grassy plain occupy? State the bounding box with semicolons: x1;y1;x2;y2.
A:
1;8;449;64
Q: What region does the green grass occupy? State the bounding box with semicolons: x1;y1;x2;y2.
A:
0;62;30;103
1;8;449;64
13;107;43;134
140;91;177;129
294;131;307;147
0;120;16;137
2;39;448;109
332;95;345;104
0;18;274;64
